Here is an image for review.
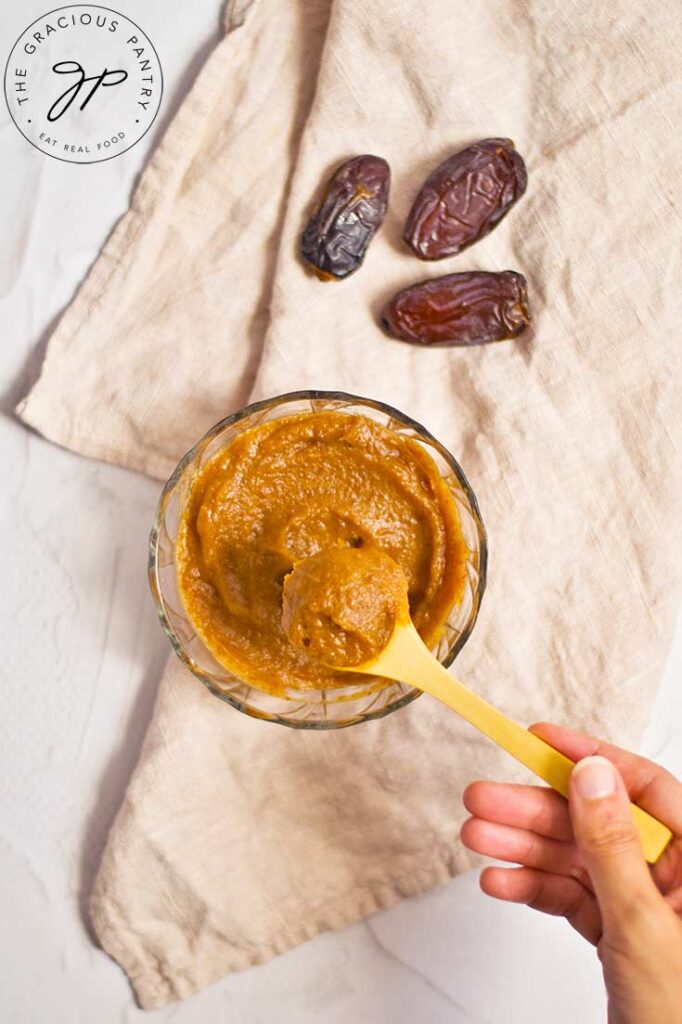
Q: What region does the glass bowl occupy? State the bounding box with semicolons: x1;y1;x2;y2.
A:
149;391;487;729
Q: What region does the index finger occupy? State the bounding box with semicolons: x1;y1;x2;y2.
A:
530;721;682;835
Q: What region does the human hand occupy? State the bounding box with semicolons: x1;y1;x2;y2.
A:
460;723;682;1024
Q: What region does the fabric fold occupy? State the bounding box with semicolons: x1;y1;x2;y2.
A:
18;0;333;479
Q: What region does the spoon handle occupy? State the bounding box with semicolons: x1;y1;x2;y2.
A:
379;623;672;864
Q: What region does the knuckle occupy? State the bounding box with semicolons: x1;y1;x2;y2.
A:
563;885;588;920
568;860;592;890
580;822;638;856
529;801;551;837
520;830;541;865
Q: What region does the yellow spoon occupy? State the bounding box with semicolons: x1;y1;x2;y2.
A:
358;614;671;863
283;548;672;865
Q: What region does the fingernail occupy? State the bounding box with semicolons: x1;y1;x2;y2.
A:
572;756;617;800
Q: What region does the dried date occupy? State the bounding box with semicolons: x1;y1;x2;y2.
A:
381;270;530;346
301;155;390;280
404;139;527;260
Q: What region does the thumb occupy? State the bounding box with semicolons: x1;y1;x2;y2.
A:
569;756;659;929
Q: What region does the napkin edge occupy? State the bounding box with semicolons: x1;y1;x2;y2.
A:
91;842;483;1009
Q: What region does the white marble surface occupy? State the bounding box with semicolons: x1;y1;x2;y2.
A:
1;2;680;1021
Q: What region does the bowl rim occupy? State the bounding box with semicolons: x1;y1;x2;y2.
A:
148;389;488;728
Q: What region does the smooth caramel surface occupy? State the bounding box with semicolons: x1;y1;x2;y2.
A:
176;411;468;694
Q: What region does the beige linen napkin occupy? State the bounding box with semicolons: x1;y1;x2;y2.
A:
18;0;682;1009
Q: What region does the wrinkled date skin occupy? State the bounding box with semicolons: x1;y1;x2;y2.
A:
301;155;390;280
404;139;527;260
381;270;531;346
